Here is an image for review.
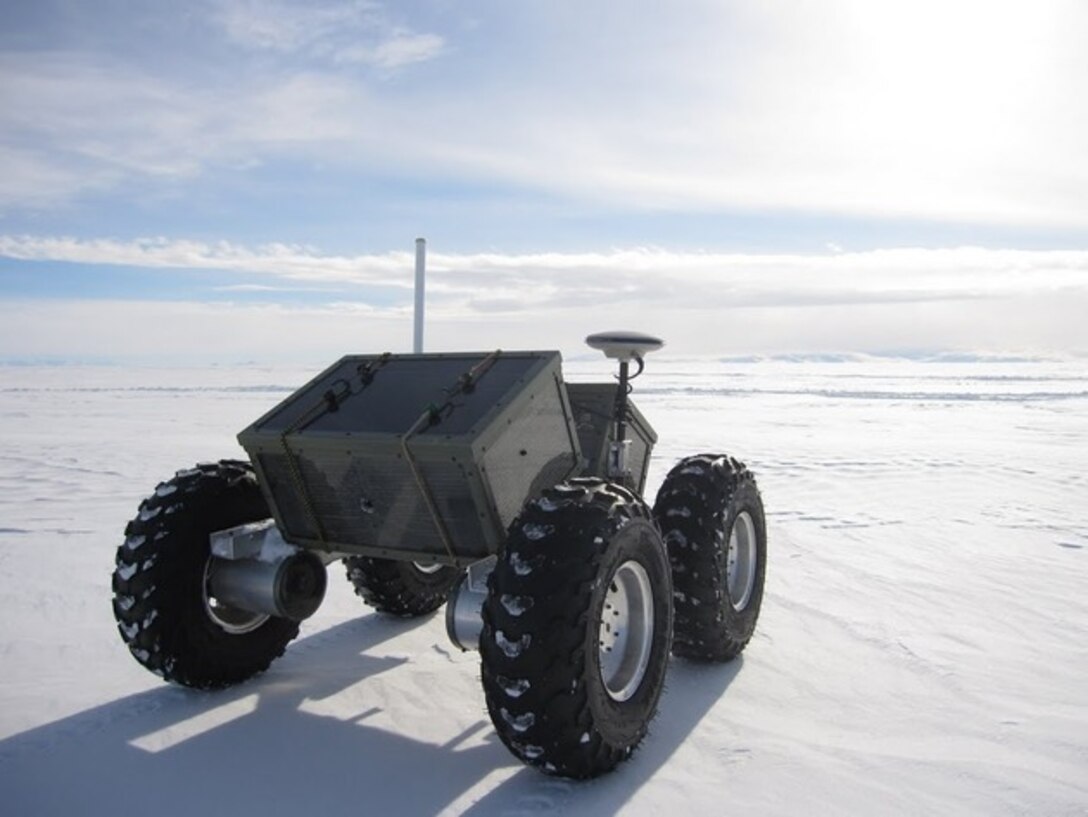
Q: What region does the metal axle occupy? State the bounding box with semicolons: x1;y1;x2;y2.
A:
445;556;496;651
207;521;328;622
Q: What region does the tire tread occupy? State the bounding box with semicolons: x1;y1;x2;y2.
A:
654;453;766;662
481;478;671;778
111;460;300;688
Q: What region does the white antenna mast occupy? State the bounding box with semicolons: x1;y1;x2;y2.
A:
413;237;426;354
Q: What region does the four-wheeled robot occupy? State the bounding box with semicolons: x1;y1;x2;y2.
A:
112;332;766;779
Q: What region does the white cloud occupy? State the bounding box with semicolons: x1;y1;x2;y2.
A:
1;288;1084;364
2;2;1084;227
338;31;445;70
214;0;360;52
0;53;237;203
0;145;119;208
2;237;1086;359
0;299;408;364
212;284;343;293
4;235;1086;303
211;0;445;69
0;235;410;286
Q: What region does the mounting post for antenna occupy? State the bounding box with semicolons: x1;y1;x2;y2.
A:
607;360;632;480
615;360;630;443
585;331;664;485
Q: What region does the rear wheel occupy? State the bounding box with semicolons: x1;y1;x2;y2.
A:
345;556;460;617
654;454;766;662
111;461;300;688
481;479;673;779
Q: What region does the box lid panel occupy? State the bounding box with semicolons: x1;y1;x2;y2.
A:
242;351;560;441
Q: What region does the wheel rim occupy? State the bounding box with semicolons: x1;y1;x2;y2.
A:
598;560;655;703
412;561;445;575
726;511;757;611
202;559;269;635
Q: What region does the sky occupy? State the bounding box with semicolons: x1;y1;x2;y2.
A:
1;0;1086;363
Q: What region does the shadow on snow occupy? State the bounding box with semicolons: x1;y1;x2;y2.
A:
2;614;742;816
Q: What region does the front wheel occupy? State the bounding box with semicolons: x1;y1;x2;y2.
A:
480;479;673;779
111;461;301;688
654;454;766;662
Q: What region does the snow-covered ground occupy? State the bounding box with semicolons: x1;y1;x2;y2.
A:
2;355;1086;815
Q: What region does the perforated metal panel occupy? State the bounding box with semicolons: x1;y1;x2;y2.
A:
238;351;581;564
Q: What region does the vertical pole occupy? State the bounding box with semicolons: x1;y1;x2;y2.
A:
607;359;632;485
413;237;426;354
615;360;629;443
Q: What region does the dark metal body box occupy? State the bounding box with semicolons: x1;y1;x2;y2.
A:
238;351;581;565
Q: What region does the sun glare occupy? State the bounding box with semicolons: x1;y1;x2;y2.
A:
848;2;1055;155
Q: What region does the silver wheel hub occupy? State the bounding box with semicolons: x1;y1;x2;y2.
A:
726;511;757;611
202;558;269;634
412;561;445;575
598;560;655;702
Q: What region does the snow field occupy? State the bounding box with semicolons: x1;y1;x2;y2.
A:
1;357;1085;815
